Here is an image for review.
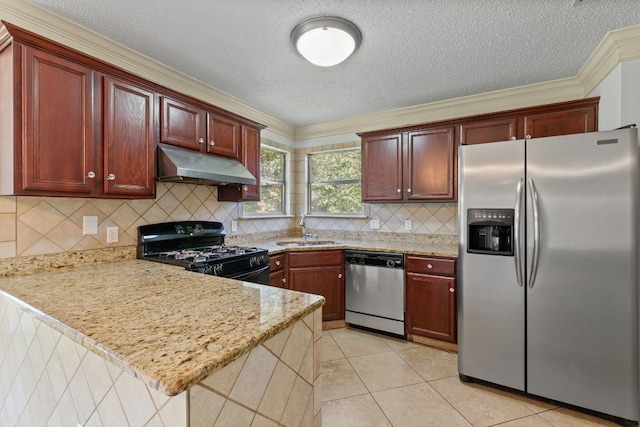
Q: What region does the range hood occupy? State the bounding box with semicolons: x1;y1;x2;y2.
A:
157;143;256;186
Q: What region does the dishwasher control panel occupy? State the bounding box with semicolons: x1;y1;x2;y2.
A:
345;250;404;269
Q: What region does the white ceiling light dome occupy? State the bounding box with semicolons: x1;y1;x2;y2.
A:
291;16;362;67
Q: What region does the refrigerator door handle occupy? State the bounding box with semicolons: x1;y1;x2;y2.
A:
514;178;524;287
528;178;541;289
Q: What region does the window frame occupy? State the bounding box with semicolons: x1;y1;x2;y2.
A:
306;147;365;217
242;145;287;217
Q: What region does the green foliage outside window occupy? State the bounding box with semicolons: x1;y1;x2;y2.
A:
243;147;285;215
308;149;363;215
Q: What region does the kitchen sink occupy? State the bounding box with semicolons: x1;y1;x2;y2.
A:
275;240;340;247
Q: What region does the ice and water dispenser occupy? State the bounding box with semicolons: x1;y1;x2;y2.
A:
467;208;514;256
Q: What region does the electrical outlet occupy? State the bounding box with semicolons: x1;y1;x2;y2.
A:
82;216;98;235
405;220;412;231
107;226;119;243
370;219;380;230
231;220;238;232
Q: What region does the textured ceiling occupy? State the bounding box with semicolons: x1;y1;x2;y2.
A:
25;0;640;127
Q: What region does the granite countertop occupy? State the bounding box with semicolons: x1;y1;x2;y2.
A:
0;260;324;396
251;236;459;258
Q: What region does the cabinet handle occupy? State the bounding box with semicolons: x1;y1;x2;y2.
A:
107;174;116;181
282;278;287;283
209;140;216;146
338;273;343;279
243;185;248;192
275;260;281;266
397;189;401;193
87;171;96;178
449;288;455;293
525;135;531;140
407;188;412;193
510;136;516;140
198;137;205;144
427;263;433;269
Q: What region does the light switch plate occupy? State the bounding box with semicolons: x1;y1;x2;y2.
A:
405;220;412;231
82;216;98;235
370;219;380;230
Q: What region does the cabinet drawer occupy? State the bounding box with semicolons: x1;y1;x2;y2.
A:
288;250;342;267
406;255;456;276
270;253;285;272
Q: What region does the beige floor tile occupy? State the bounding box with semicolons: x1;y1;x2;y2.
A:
395;345;458;381
329;328;393;358
321;332;345;362
496;414;554;426
538;407;621;427
372;382;472;427
322;394;391;427
321;358;368;402
348;351;423;392
429;377;534;427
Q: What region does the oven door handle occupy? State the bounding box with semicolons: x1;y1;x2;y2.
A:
228;263;270;282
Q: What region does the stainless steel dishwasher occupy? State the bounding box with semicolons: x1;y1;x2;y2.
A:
345;250;405;336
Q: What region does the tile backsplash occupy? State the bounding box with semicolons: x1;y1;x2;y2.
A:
0;181;457;259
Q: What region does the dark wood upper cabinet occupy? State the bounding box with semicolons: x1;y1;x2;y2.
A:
208;113;241;158
523;105;597;138
361;133;403;202
459;117;518;145
459;98;598;145
19;45;97;195
405;127;455;201
103;76;156;197
160;96;206;151
218;125;261;202
161;96;241;159
361;127;456;203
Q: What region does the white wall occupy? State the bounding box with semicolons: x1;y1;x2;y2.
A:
588;59;640;130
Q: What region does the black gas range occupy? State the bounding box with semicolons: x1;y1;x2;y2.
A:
137;221;270;285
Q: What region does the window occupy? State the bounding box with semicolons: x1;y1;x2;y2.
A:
243;146;286;216
308;148;363;215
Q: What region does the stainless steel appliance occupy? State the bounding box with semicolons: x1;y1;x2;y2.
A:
345;250;405;336
137;221;270;285
458;128;639;424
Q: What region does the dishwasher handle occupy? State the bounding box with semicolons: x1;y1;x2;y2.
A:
345;250;404;269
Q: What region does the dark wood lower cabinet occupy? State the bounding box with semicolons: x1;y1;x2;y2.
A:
405;255;457;343
287;250;344;322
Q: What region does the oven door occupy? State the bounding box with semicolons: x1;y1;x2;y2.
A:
227;264;270;286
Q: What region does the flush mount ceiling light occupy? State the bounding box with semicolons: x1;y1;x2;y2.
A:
291;16;362;67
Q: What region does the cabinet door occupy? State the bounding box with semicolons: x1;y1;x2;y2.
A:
218;125;261;201
103;76;156;197
406;272;456;342
524;106;596;138
289;265;344;321
269;270;286;288
361;133;403;201
405;127;455;201
459;117;519;145
160;96;206;151
207;113;240;158
20;45;97;195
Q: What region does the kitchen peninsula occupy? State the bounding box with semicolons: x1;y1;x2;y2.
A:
0;258;324;426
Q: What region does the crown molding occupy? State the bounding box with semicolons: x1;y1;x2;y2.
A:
295;78;585;140
0;0;296;139
578;24;640;97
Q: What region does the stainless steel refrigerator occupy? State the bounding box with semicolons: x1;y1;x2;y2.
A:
458;128;639;423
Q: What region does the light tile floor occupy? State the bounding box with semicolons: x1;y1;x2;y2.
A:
321;328;620;427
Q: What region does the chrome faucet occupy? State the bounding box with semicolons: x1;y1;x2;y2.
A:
300;212;318;241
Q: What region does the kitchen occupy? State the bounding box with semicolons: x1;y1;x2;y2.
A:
1;0;640;426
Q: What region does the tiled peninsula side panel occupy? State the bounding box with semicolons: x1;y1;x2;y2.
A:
0;293;188;426
0;291;322;427
189;307;322;427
